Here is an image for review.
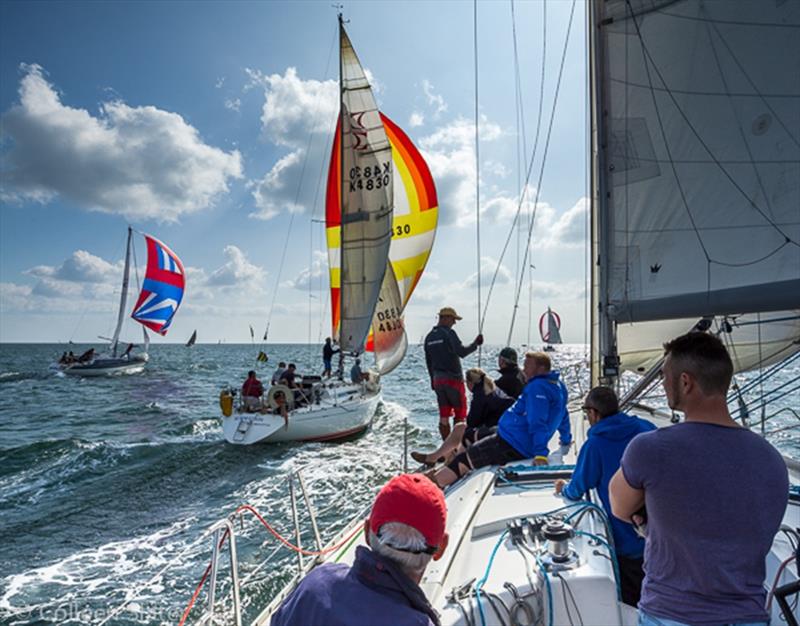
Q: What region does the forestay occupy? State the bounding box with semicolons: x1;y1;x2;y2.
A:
597;0;800;324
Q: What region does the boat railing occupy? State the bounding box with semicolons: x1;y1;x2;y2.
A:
100;466;361;626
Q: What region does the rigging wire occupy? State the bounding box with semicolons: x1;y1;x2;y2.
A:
307;28;339;347
505;0;577;344
263;22;338;347
474;0;483;365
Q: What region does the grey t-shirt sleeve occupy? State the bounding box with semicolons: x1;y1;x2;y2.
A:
619;431;654;490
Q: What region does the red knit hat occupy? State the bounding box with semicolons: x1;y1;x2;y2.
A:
369;474;447;548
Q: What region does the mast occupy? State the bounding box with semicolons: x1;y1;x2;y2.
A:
337;12;346;377
588;0;618;387
111;226;133;357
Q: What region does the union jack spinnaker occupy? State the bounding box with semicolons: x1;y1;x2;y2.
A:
131;235;186;335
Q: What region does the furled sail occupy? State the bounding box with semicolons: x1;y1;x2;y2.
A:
327;22;394;354
539;308;562;344
327;112;439;373
596;0;800;324
131;235;186;335
618;311;800;374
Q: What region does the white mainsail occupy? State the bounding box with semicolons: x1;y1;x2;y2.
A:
336;21;394;354
597;0;799;325
591;0;800;383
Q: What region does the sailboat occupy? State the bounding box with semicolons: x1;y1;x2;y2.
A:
220;15;438;445
173;2;798;623
538;306;562;351
58;227;186;377
186;330;197;348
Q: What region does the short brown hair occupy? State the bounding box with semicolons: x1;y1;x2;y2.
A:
524;351;551;372
663;332;733;396
585;386;619;418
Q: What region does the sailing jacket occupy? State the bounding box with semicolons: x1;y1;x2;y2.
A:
424;325;479;381
323;342;339;361
497;371;571;458
270;546;441;626
561;411;656;557
466;384;515;429
495;364;525;399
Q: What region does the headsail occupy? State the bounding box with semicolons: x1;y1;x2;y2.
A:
327;112;439;372
186;330;197;347
131;235;186;336
328;21;395;354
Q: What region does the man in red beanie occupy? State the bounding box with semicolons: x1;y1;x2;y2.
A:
271;474;449;626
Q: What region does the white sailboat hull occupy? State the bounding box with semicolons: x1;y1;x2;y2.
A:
58;355;148;377
222;386;381;444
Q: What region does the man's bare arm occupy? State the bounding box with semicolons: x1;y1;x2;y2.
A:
609;468;645;522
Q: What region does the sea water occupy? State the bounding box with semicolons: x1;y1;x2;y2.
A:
0;343;797;625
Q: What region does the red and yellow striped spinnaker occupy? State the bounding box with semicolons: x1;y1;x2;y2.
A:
326;112;439;349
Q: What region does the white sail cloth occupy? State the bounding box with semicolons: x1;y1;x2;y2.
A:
337;25;396;353
598;0;800;323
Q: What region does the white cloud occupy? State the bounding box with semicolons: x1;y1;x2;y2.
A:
224;98;241;112
206;245;265;287
25;250;121;283
247;67;338;149
419;116;502;226
283;250;328;290
422;79;447;116
542;197;588;248
0;64;243;222
409;111;424;128
249;150;306;220
463;256;512;289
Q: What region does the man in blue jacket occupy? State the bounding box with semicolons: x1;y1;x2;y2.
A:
554;386;655;607
433;351;571;488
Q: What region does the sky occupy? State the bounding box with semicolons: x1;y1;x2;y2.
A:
0;0;590;346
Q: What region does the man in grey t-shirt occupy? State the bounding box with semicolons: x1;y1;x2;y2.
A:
609;332;788;625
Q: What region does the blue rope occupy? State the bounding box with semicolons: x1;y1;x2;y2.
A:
575;530;622;601
534;553;554;626
474;529;509;626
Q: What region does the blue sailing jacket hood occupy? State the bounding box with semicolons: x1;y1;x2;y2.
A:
562;411;656;557
497;370;571;459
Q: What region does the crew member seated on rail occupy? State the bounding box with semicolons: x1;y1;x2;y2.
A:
241;370;264;412
431;351;571;489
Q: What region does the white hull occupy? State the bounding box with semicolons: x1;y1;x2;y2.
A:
58;356;148;377
222;386;380;444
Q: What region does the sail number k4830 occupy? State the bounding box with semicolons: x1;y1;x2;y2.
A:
348;162;391;193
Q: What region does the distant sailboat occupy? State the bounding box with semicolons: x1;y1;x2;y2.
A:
538;306;562;351
58;227;186;376
220;14;438;445
186;330;197;347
